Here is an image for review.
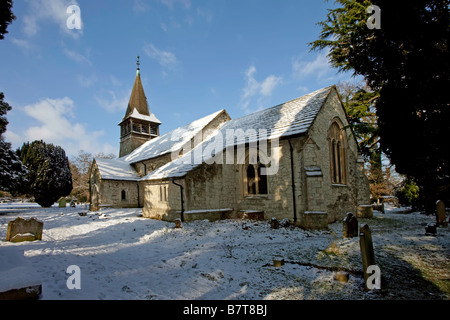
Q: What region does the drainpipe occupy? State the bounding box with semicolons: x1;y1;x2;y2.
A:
137;183;141;208
171;180;185;222
288;139;298;224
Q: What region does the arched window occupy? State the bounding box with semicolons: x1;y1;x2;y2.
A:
244;155;268;196
329;120;347;184
121;190;126;200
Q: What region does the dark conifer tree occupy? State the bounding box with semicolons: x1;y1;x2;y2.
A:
311;0;450;210
19;140;73;207
0;92;28;194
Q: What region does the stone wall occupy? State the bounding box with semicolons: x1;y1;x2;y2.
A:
302;88;370;224
141;88;370;227
89;161;141;210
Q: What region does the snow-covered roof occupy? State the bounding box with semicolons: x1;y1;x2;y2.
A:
122;109;227;164
119;108;161;125
95;158;141;181
142;86;334;180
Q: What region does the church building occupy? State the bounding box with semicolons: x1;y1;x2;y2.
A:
89;60;370;229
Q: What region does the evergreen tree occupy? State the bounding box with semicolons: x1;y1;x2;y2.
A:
0;92;28;193
310;0;450;210
0;0;15;40
20;140;73;207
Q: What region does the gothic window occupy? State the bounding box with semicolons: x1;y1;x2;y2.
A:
329;120;347;184
121;190;126;201
244;156;268;196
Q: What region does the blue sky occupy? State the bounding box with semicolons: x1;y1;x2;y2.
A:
0;0;357;157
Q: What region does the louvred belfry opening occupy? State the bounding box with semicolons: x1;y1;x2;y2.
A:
119;57;161;158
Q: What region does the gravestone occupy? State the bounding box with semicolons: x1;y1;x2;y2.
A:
343;212;358;238
174;218;182;229
425;223;437;236
357;205;373;218
359;224;376;291
59;198;66;208
270;217;279;229
436;200;447;227
6;217;43;242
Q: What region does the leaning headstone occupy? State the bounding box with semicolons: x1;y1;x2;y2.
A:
359;224;376;291
436;200;447;227
59;198;66;208
343;212;358;238
6;217;43;242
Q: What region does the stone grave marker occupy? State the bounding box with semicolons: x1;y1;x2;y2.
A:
270;217;279;229
343;212;358;238
436;200;447;227
357;205;373;218
6;217;43;242
359;223;376;291
59;198;66;208
425;223;437;236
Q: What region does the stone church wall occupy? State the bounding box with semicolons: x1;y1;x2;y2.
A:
89;162;141;210
305;89;370;223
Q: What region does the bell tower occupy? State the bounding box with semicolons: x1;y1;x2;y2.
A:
119;56;161;157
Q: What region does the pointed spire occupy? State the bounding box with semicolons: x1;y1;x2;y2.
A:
124;56;150;117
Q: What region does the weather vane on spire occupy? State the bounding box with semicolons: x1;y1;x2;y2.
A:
136;55;140;70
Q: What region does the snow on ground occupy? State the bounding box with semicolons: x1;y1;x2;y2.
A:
0;203;449;300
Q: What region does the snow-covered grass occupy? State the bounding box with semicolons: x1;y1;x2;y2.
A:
0;203;449;300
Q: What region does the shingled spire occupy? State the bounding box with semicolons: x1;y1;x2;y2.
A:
119;57;161;158
124;56;150;118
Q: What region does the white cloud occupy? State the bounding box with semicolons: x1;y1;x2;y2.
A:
143;43;179;68
133;0;149;14
240;66;282;113
10;38;31;50
77;74;97;88
23;0;83;38
292;49;332;80
64;48;92;66
160;0;191;10
260;75;283;96
197;8;213;23
95;90;131;114
8;97;114;156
